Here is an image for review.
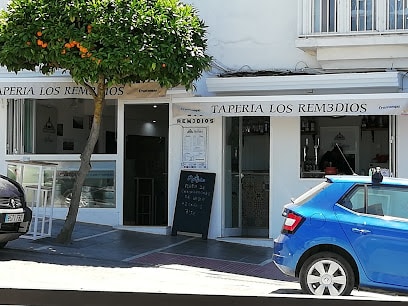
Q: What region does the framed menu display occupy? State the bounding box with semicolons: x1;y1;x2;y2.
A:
182;127;208;169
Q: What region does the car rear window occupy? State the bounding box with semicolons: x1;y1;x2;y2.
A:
293;181;331;205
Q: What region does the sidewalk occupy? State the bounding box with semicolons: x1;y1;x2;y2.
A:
8;219;295;282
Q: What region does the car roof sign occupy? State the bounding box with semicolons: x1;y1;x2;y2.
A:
372;167;383;185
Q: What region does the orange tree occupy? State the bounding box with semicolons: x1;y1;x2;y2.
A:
0;0;211;243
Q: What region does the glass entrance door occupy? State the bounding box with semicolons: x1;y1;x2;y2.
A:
224;116;270;238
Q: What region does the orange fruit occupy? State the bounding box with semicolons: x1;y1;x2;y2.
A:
37;39;43;46
64;43;71;48
61;49;66;54
36;31;42;37
42;42;48;48
26;41;31;46
162;63;166;68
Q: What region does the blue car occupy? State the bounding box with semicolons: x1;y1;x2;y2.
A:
273;173;408;296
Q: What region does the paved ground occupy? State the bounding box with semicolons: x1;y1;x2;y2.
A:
8;219;294;282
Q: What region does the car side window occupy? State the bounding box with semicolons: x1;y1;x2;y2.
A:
370;186;408;220
341;186;365;212
345;185;386;216
342;185;408;219
366;186;385;216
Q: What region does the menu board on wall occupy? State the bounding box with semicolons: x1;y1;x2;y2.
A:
182;127;208;169
172;170;216;240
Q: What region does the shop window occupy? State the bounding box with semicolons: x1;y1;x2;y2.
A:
6;160;116;209
54;161;116;208
7;99;117;155
300;115;390;178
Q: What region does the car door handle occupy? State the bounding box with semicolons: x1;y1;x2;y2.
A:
352;228;371;234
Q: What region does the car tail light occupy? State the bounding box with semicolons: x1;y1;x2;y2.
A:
282;210;304;234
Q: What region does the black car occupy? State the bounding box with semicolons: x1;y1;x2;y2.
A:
0;175;31;247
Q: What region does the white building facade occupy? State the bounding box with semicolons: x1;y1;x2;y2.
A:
2;0;408;245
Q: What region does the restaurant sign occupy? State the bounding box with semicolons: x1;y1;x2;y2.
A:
0;81;167;99
173;93;408;117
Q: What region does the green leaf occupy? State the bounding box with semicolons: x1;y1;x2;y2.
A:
0;0;212;89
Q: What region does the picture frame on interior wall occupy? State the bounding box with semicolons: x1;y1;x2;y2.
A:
63;140;74;151
57;124;63;136
73;116;84;129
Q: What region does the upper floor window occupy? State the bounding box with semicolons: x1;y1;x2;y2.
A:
313;0;375;32
302;0;408;35
388;0;408;30
351;0;375;31
314;0;337;32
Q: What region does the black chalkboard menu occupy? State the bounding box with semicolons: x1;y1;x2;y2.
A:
171;170;216;240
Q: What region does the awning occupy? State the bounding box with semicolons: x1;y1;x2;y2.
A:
172;93;408;117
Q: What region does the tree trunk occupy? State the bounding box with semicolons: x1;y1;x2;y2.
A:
56;76;106;244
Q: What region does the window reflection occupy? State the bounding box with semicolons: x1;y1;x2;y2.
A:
7;161;116;209
54;161;116;208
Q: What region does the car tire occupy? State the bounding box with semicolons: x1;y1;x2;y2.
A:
299;251;354;296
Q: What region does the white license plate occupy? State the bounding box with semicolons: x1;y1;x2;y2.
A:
4;213;24;223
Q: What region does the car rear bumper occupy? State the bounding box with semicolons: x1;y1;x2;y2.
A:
0;207;32;234
273;236;297;278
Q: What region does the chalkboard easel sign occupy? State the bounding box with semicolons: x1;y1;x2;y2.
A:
171;170;216;240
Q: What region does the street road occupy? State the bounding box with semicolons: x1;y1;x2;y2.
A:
0;247;406;305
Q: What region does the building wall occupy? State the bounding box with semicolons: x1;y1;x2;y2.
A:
0;100;7;175
176;1;408;240
0;1;407;242
184;0;317;97
269;117;319;237
397;116;408;178
168;109;223;239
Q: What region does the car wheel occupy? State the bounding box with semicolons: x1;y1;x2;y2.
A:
299;251;354;296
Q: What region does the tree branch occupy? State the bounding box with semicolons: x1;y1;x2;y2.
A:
80;80;97;99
